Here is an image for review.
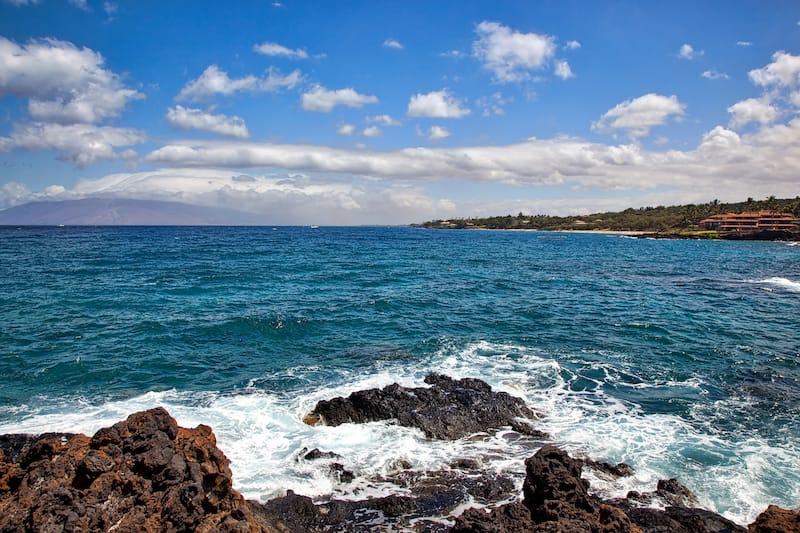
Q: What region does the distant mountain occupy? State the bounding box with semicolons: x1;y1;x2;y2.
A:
0;198;262;226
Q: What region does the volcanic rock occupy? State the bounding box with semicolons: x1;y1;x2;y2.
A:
749;505;800;533
449;444;761;533
304;373;542;440
0;407;279;532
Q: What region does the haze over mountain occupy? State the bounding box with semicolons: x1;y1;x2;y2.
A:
0;198;261;226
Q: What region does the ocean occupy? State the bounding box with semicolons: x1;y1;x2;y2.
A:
1;226;798;525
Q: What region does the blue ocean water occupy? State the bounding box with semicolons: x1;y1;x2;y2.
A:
0;226;798;524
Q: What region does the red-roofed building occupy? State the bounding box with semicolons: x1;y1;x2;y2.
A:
699;211;799;233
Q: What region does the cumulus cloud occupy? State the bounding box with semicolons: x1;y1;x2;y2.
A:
253;41;309;59
407;89;470;118
702;70;729;80
138;119;800;201
383;39;403;50
176;65;301;101
301;85;378;112
11;117;799;222
678;43;702;60
166;106;249;138
554;60;574;80
749;51;800;87
362;126;382;137
727;97;779;128
473;21;556;83
564;40;581;50
0;36;143;123
592;93;686;139
337;123;355;136
427;125;450;141
7;168;456;225
0;122;144;166
367;114;401;126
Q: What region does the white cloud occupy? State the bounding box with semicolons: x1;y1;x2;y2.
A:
407;89;470;118
749;51;800;87
727;97;779;128
383;39;403;50
140;119;800;201
4;168;456;225
166;105;249;138
103;1;117;16
791;91;800;108
0;182;34;209
0;122;144;166
678;43;700;60
736;41;753;47
367;114;401;126
362;126;382;137
440;50;464;58
68;0;88;9
477;92;511;116
301;85;378;112
253;41;309;59
592;93;686;139
472;21;556;83
427;125;450;141
554;60;574;80
0;36;143;123
564;40;581;50
176;65;301;101
337;123;355;136
702;70;730;80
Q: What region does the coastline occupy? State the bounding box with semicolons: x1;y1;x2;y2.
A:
2;378;798;532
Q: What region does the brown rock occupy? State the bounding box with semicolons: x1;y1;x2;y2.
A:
749;505;800;533
0;407;281;533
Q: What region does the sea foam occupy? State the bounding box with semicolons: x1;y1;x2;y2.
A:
750;277;800;293
2;340;797;525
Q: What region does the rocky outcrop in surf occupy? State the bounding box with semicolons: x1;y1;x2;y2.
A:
0;407;278;532
303;373;547;439
1;379;799;532
452;444;751;533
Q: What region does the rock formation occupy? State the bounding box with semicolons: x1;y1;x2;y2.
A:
1;376;799;532
0;407;277;532
303;373;547;439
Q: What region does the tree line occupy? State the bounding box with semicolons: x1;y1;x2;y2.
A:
418;196;800;231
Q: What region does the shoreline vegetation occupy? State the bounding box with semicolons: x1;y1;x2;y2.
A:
416;196;800;240
1;376;798;532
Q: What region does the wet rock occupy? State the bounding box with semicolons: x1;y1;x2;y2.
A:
452;443;782;533
656;478;699;508
301;447;341;461
305;373;541;439
749;505;800;533
257;489;417;531
328;462;355;483
583;458;636;478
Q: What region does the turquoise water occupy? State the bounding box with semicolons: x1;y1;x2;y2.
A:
1;226;798;523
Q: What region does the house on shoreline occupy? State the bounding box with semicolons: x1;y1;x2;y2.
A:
699;211;799;233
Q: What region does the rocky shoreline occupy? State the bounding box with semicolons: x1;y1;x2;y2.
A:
1;374;798;532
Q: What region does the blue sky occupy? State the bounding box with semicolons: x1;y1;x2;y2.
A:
1;0;799;224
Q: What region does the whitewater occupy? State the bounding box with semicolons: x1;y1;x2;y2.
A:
0;226;798;525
